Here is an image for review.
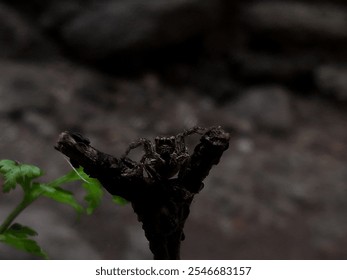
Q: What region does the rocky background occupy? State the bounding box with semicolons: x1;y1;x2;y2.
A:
1;0;347;259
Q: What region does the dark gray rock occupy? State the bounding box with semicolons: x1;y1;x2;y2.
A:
234;52;317;85
0;62;58;114
0;60;114;139
230;86;293;132
38;0;85;29
0;3;58;60
315;65;347;100
61;0;221;59
0;3;30;58
244;1;347;41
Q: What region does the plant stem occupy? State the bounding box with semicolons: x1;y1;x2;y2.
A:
0;197;32;234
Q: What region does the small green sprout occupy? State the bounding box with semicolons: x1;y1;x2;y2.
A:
0;159;124;258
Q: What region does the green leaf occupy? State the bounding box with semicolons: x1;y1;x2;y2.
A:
79;172;104;215
48;168;84;188
32;183;84;214
48;167;104;214
7;223;38;238
0;160;109;259
82;179;103;215
112;195;129;206
64;167;104;214
0;220;47;260
0;160;42;193
0;230;48;259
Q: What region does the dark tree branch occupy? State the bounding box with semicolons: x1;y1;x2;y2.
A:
178;126;231;193
55;132;147;201
55;127;230;259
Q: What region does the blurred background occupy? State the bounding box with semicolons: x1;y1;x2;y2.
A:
1;0;347;259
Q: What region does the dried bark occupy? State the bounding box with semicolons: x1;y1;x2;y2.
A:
55;127;230;259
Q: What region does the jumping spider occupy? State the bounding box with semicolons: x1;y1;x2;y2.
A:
121;126;207;180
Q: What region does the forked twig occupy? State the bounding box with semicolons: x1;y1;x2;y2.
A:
55;127;230;259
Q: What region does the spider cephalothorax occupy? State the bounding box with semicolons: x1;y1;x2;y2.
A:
154;136;176;159
122;126;206;180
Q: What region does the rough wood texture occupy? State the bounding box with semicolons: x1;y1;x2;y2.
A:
55;127;230;259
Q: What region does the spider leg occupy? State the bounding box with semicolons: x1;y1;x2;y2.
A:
121;138;154;159
182;126;207;137
144;164;162;180
122;136;166;180
121;163;143;179
175;126;207;154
